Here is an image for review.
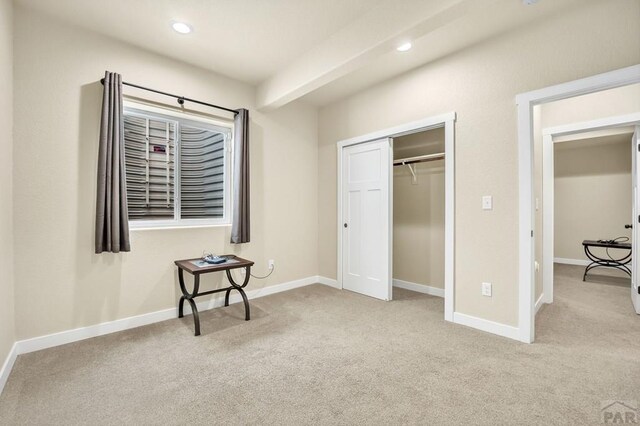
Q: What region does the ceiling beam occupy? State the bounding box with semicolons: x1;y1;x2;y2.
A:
256;0;488;110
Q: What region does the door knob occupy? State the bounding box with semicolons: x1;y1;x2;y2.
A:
625;224;633;229
344;223;348;228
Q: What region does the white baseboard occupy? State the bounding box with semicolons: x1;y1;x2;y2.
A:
184;276;320;314
393;279;444;298
452;312;520;341
535;293;545;314
316;276;340;289
554;257;589;266
0;275;334;395
0;343;17;396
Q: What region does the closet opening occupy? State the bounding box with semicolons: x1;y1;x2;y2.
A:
336;112;455;323
392;128;446;300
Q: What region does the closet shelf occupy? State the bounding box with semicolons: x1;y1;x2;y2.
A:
393;152;445;166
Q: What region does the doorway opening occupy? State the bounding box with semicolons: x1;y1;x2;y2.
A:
541;118;640;306
517;65;640;343
536;122;639;342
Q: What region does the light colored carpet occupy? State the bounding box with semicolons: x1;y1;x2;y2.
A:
1;264;638;425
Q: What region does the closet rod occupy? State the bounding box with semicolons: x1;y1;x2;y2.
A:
99;78;239;115
393;152;445;166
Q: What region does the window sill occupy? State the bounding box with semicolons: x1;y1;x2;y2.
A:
130;223;232;232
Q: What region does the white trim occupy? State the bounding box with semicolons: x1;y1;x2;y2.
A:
515;65;640;108
336;112;456;323
11;276;334;357
181;276;319;314
0;343;17;396
317;276;340;289
553;126;636;143
543;113;640;138
554;257;590;266
542;133;554;305
336;112;456;149
130;223;232;232
16;306;178;355
123;101;234;230
443;118;455;322
336;143;344;292
128;219;232;230
516;64;640;344
535;294;545;314
452;312;520;341
393;279;444;298
517;97;535;344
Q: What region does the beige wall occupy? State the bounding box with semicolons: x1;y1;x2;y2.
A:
12;7;319;340
393;129;445;288
0;0;15;364
533;83;640;298
318;0;640;326
554;135;632;261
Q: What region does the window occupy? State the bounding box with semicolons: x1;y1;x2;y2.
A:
123;103;233;228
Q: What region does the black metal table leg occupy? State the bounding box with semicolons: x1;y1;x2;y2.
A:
186;298;200;336
237;288;250;321
583;244;632;281
224;288;232;307
225;266;251;321
178;269;202;336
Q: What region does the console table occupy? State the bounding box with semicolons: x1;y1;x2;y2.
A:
174;255;254;336
581;240;632;281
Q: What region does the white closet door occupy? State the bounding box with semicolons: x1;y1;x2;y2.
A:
632;127;640;314
342;138;392;301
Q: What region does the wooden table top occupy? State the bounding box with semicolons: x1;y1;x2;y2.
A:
174;255;254;275
582;240;631;249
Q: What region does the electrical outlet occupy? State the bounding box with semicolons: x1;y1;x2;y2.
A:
268;259;275;269
482;282;492;297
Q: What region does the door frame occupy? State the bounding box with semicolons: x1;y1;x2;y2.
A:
336;112;456;322
541;113;640;307
516;64;640;343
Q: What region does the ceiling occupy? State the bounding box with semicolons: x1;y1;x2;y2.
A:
17;0;586;109
16;0;385;84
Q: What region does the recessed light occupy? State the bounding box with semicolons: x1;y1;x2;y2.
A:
396;42;412;52
172;22;193;34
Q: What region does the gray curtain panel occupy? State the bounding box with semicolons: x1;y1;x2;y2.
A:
95;71;131;253
231;108;250;244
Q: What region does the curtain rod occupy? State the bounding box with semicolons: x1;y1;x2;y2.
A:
100;78;239;115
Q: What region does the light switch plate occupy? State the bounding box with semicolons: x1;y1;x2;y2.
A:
482;282;492;297
482;195;493;210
